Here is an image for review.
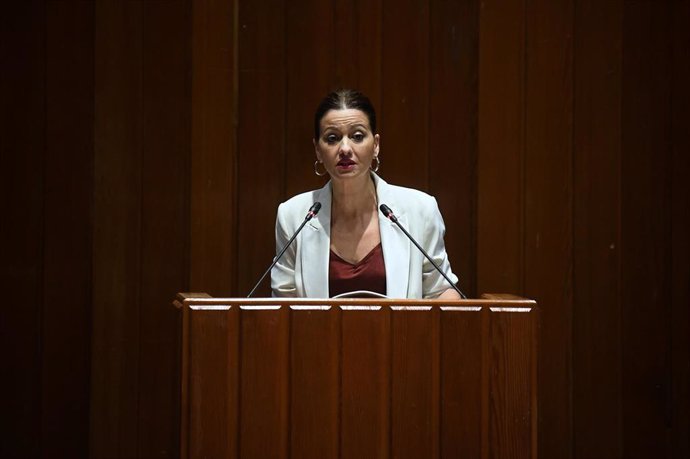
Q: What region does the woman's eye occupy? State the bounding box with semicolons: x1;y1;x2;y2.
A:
326;134;339;144
351;133;365;142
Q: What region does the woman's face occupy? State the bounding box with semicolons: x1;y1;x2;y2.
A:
314;108;380;182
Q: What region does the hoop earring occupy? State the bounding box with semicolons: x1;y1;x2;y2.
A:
314;160;327;177
370;155;380;172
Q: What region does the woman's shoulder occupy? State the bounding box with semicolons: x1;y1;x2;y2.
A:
278;186;326;215
386;182;435;202
380;181;439;216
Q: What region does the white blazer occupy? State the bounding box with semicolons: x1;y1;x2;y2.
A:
270;173;459;299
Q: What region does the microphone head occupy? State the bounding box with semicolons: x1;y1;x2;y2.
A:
306;201;322;220
379;204;397;222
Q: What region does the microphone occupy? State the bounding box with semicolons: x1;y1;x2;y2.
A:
247;202;322;297
379;204;467;299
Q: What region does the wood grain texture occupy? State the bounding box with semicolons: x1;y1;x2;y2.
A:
290;307;339;458
477;0;524;294
390;309;439;458
137;2;190;457
380;0;429;191
489;308;536;459
239;307;290;458
622;2;673;457
341;308;391;459
572;1;623;457
178;298;537;459
336;0;383;104
283;0;333;199
190;0;237;296
523;1;573;457
187;307;239;459
429;0;478;297
91;2;143;456
42;2;94;457
0;2;45;457
670;3;690;456
236;0;286;296
439;308;483;458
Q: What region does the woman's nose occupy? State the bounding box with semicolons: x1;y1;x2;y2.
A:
339;138;352;153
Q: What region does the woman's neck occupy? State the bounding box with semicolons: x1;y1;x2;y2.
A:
331;174;377;221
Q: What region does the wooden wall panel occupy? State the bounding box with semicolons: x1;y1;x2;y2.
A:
91;1;143;456
178;300;538;458
429;0;478;297
0;2;45;457
284;0;333;198
621;2;673;457
290;307;339;458
334;0;383;104
237;0;286;296
390;310;439;458
572;1;623;458
239;308;290;458
488;309;536;459
187;307;239;459
381;0;429;191
138;2;190;457
477;0;525;294
670;3;690;457
439;308;484;457
42;2;94;457
523;1;573;458
341;310;391;459
573;0;623;450
190;0;237;296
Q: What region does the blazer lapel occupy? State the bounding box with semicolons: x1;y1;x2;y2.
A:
300;182;331;298
375;175;410;298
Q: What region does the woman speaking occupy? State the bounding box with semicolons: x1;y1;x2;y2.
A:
271;89;461;299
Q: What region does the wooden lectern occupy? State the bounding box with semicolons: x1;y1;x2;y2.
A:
174;294;538;459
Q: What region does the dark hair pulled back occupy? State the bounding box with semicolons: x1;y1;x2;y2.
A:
313;89;377;140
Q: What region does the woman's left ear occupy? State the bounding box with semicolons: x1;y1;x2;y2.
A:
374;133;380;154
313;138;322;161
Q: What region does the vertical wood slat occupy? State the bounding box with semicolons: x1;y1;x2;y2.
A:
91;2;143;456
621;2;673;457
42;2;94;457
187;306;239;459
0;2;45;457
239;307;290;458
283;0;333;199
477;0;525;294
390;309;439;459
332;0;357;87
137;2;190;457
523;1;573;458
488;308;537;459
290;306;339;458
341;308;391;459
572;1;623;458
236;0;286;296
380;0;429;191
179;302;190;459
429;0;479;297
190;0;237;296
329;0;383;97
439;307;484;458
670;2;690;456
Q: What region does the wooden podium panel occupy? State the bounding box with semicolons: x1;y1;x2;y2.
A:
174;294;538;459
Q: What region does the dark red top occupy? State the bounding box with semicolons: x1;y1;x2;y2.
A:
329;243;387;297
